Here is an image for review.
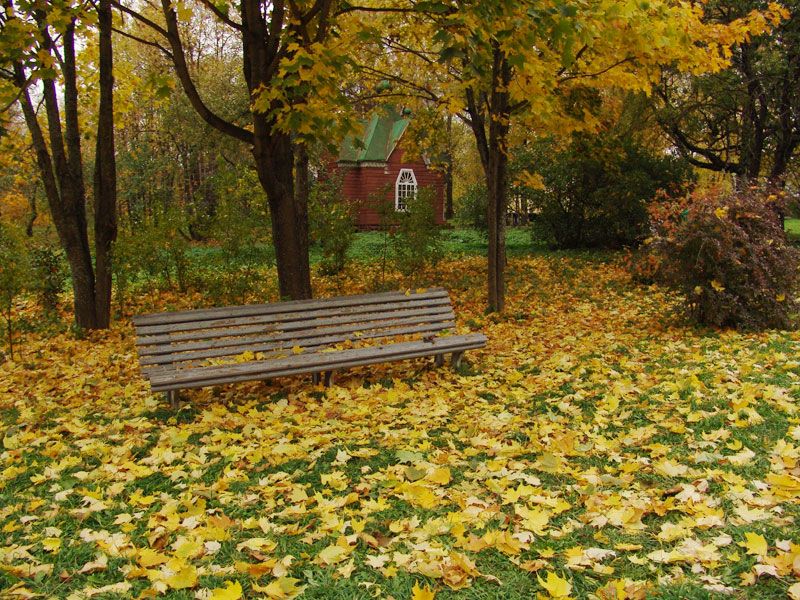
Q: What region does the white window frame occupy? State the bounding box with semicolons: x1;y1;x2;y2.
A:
395;168;417;212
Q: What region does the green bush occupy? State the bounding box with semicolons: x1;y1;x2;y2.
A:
645;187;799;330
29;237;68;311
310;172;356;275
0;223;30;360
518;134;694;249
455;183;488;233
200;197;273;306
391;186;443;278
112;206;191;307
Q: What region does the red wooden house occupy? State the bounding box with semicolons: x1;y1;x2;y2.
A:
335;106;445;230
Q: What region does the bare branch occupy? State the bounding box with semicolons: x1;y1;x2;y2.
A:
112;26;173;58
197;0;243;31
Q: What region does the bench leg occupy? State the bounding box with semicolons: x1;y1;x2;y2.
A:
312;372;321;385
323;370;336;387
166;390;180;410
434;354;445;367
451;352;464;369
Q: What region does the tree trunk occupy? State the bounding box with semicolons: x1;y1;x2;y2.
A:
253;128;312;300
15;36;99;330
93;0;117;328
295;140;311;263
444;113;454;221
485;46;511;312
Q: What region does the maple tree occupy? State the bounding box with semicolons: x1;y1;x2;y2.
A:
656;0;800;182
113;0;368;301
397;0;788;312
0;0;117;329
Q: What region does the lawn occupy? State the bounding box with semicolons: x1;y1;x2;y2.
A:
786;218;800;241
2;251;800;600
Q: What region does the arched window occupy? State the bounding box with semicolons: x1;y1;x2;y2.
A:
395;168;417;211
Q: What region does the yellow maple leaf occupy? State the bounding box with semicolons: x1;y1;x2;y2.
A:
711;279;725;292
426;467;451;485
741;532;768;557
411;581;435;600
209;580;243;600
292;345;303;354
788;582;800;600
41;538;62;553
166;564;198;590
254;576;306;599
137;548;169;568
315;544;349;565
537;571;572;598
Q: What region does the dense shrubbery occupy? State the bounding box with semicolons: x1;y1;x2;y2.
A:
309;172;356;276
0;223;30;359
112;197;273;309
29;240;68;312
635;186;799;330
390;186;443;278
455;183;488;233
518;134;694;249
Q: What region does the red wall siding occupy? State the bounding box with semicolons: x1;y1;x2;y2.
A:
337;147;445;230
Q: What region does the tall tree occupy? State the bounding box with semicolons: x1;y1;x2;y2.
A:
656;0;800;183
411;0;786;311
0;0;118;329
115;0;358;301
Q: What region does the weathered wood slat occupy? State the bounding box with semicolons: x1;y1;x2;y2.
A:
137;312;455;357
148;333;487;392
134;289;486;402
134;296;451;336
136;305;454;346
133;287;448;327
139;320;456;369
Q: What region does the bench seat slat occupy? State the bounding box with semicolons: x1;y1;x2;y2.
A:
139;320;456;369
148;333;487;392
134;296;451;336
137;312;454;357
133;287;448;327
136;305;454;346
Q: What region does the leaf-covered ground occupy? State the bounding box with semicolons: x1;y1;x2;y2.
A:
2;254;800;600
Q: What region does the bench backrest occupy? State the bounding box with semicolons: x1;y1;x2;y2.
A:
133;288;456;375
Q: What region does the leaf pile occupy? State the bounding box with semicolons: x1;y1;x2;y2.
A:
2;254;800;599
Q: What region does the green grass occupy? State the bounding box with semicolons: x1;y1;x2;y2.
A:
785;217;800;241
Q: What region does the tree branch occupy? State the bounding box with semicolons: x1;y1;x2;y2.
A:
158;0;254;144
111;26;173;58
197;0;243;30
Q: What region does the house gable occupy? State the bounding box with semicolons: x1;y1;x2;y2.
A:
334;107;445;230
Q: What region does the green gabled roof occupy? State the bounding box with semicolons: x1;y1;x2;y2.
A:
339;106;409;163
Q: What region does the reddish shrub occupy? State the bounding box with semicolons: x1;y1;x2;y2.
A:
638;186;799;330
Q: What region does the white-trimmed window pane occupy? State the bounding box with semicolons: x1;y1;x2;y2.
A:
395;169;417;211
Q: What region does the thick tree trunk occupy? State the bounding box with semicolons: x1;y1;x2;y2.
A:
253;129;312;300
94;0;117;328
294;140;311;264
16;31;98;330
485;47;511;312
444;113;454;221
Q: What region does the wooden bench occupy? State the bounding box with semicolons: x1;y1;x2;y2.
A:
133;288;486;408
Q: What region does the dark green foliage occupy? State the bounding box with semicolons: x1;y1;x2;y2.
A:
112;205;191;307
647;187;799;330
309;172;356;276
200;197;274;306
29;238;68;311
390;186;443;278
0;223;30;359
455;182;488;233
520;134;695;249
